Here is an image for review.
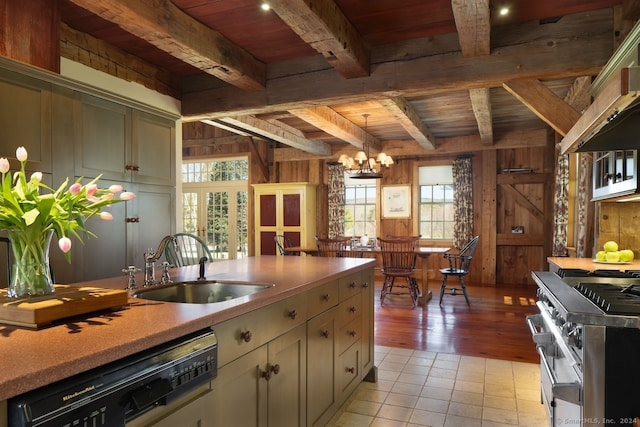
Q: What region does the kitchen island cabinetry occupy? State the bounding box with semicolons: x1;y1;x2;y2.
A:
209;269;373;427
210;324;307;427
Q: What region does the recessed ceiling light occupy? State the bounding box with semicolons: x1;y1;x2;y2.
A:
261;2;270;11
499;6;509;16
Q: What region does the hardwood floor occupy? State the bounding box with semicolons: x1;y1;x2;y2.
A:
373;279;540;364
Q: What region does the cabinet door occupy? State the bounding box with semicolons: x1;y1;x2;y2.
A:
307;307;338;427
210;345;268;427
75;93;130;181
268;324;307;427
360;268;375;376
131;110;175;186
126;183;175;268
0;70;52;172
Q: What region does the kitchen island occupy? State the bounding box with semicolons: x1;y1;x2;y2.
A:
0;255;376;426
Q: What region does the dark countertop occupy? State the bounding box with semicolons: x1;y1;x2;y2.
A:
0;255;375;401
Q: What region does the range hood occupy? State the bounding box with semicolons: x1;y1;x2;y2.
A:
560;20;640;155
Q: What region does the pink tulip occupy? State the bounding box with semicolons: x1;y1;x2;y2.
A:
109;184;124;193
86;184;98;196
119;192;136;201
30;172;42;182
58;237;72;253
99;211;114;221
0;158;9;174
15;147;27;162
69;183;82;194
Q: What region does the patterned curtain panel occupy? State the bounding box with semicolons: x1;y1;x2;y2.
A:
452;157;473;249
328;163;345;238
552;152;569;256
576;153;592;258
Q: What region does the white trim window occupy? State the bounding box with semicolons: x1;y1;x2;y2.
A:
418;165;454;240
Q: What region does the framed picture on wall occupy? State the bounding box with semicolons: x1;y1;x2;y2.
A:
382;185;411;218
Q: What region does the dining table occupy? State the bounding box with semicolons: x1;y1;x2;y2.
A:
284;245;451;306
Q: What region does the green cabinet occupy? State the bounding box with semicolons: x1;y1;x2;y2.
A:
0;69;52;173
209;268;374;427
210;324;307;427
69;92;176;281
74;93;174;187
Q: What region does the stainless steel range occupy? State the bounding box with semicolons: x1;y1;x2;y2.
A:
529;270;640;427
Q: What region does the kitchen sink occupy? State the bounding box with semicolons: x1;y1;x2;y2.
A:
132;280;274;304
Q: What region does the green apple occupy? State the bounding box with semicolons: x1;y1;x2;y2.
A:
603;241;619;252
596;251;607;261
619;249;635;262
605;251;620;262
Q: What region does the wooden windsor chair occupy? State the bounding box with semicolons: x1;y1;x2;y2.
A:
378;237;420;307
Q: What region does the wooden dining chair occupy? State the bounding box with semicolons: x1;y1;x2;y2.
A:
439;236;480;306
315;237;350;257
164;233;214;267
378;236;420;306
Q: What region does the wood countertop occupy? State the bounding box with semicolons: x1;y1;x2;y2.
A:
547;256;640;272
0;256;375;401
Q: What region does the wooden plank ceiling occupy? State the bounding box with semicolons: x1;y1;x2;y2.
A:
59;0;638;160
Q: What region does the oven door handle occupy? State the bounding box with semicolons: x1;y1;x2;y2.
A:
526;314;552;345
536;345;582;406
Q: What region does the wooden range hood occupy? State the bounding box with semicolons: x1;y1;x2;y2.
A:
560;20;640;155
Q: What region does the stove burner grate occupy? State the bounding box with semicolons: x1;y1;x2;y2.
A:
574;282;640;315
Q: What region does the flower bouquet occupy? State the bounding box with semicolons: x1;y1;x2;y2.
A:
0;147;135;298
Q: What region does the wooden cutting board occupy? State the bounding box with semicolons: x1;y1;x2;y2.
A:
0;285;129;329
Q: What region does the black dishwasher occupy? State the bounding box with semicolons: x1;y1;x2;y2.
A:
8;328;217;427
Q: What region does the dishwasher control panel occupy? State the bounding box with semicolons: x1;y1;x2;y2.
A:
9;329;217;427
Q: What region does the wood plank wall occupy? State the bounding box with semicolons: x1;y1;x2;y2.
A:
0;0;60;73
183;122;557;286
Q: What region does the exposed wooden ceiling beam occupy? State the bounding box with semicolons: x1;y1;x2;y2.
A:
468;88;493;145
183;13;610;120
273;128;548;162
67;0;266;90
377;98;436;149
289;106;381;152
502;79;581;136
452;0;493;145
266;0;369;78
451;0;490;57
218;116;332;156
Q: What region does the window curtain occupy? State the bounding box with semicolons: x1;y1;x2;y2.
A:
328;163;345;238
452;157;473;249
575;153;592;258
552;151;569;256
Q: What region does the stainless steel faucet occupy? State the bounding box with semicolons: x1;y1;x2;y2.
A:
144;235;177;286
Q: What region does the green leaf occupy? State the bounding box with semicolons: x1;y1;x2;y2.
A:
22;208;40;226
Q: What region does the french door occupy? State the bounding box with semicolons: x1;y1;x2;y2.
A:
182;178;248;260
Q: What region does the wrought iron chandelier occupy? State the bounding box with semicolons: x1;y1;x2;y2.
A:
337;114;393;179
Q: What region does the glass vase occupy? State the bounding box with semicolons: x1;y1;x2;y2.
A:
7;229;55;298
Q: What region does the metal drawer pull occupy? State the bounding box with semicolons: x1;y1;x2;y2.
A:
240;330;252;343
526;314;552;345
536;345;582;405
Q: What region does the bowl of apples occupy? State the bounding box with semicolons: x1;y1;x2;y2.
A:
594;241;635;264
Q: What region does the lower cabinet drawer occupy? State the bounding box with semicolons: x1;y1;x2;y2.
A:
337;315;361;355
307;280;339;318
215;292;307;366
337;342;361;399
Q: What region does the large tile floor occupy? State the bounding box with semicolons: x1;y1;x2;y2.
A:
327;345;548;427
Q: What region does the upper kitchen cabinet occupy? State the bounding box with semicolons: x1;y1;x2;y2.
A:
0;69;52;173
75;92;175;186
